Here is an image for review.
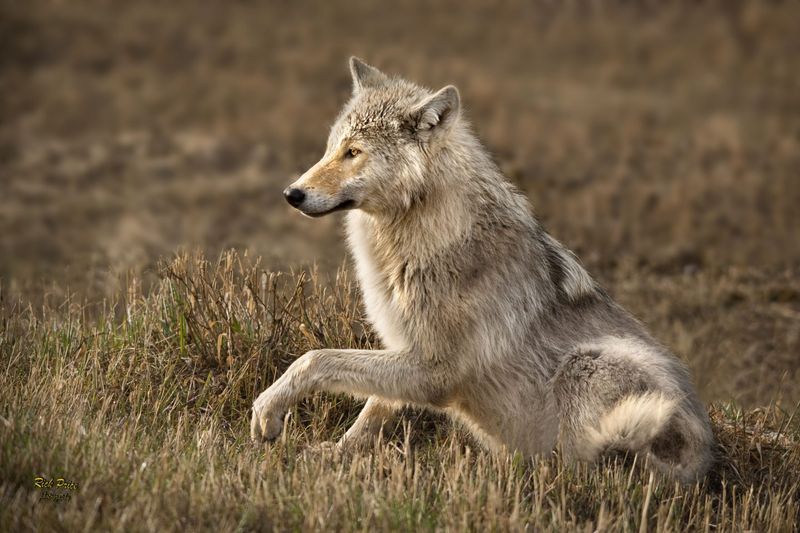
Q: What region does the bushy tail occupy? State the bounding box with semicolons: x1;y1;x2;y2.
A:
579;392;677;461
577;392;714;483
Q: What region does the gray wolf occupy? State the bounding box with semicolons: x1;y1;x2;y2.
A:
251;57;714;482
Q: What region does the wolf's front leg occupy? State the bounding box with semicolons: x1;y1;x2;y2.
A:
336;396;399;449
250;349;447;443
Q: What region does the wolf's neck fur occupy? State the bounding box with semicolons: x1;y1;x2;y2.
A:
348;125;598;306
377;177;474;261
363;128;503;255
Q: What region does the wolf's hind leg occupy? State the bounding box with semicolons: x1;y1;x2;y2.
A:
552;345;654;461
552;340;713;482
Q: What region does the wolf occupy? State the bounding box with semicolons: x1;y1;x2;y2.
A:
251;57;714;482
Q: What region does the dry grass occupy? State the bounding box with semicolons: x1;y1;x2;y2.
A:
1;251;799;531
1;1;799;530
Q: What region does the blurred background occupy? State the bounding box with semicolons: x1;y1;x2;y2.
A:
1;0;798;405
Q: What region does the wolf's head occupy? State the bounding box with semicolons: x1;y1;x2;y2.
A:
283;57;461;217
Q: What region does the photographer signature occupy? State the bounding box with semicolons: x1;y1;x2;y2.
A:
34;476;78;502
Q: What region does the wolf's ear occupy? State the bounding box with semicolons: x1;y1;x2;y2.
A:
408;85;460;139
350;57;387;93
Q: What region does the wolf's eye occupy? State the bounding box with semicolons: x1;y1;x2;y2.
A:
345;147;361;159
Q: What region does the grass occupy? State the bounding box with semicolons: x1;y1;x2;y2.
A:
1;4;799;527
1;251;798;531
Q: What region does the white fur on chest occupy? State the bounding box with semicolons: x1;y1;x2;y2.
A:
346;211;409;351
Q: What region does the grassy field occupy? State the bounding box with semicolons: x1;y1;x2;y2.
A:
1;252;799;531
1;0;800;530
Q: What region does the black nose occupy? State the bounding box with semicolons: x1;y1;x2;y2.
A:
283;187;306;207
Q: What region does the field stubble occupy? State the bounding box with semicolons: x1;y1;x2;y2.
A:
1;0;800;530
0;251;799;531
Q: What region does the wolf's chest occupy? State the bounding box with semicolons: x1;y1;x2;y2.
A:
346;214;427;350
354;254;419;351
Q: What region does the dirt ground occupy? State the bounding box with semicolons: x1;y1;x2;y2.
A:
1;0;798;406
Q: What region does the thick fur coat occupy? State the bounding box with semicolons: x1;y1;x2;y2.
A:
251;58;714;483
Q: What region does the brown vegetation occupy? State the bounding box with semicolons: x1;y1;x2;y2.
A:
1;0;799;530
1;252;799;531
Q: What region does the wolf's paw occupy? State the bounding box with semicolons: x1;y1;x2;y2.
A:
250;391;288;443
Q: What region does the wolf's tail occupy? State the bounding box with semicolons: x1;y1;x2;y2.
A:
579;392;677;461
578;392;714;482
